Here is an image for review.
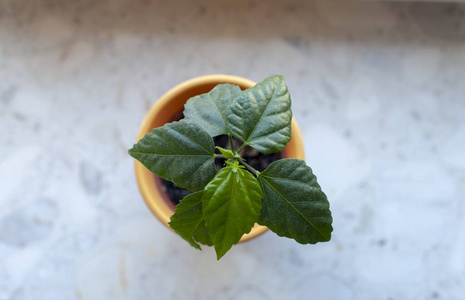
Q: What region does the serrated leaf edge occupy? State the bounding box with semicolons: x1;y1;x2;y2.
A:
258;173;331;242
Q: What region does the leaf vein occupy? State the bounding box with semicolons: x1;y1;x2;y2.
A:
259;176;328;239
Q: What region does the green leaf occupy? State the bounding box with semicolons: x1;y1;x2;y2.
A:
202;166;263;259
128;120;216;191
169;191;212;249
183;84;242;136
257;159;333;244
216;146;234;158
227;75;292;154
192;221;213;247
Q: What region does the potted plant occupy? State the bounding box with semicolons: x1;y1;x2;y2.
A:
130;75;333;259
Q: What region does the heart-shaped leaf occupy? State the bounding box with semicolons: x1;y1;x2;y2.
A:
169;191;212;249
258;159;333;244
227;75;292;154
202;166;263;259
129;120;216;191
183;84;242;137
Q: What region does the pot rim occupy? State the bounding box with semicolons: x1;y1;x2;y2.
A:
133;74;305;243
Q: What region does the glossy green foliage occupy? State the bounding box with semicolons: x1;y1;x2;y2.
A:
169;191;212;249
128;120;215;191
258;159;333;244
202;165;263;259
129;76;332;259
184;83;242;136
227;75;292;154
216;146;234;158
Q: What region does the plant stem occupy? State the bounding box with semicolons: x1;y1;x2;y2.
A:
236;142;247;154
214;154;225;158
238;157;260;176
228;134;236;154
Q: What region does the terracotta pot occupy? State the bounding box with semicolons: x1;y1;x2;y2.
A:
133;75;305;243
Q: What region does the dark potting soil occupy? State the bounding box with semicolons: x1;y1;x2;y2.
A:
159;134;283;206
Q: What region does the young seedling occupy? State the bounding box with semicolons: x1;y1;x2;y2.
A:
129;75;333;259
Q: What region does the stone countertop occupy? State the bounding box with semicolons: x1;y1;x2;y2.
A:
1;0;465;299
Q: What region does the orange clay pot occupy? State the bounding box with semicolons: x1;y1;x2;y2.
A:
133;75;305;243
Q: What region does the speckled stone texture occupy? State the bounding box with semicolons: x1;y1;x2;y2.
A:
1;0;465;299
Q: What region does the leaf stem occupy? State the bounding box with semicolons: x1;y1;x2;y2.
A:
238;157;260;176
228;134;236;154
214;154;225;158
236;142;247;154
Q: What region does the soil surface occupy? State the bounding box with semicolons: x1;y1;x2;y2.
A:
159;134;283;206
